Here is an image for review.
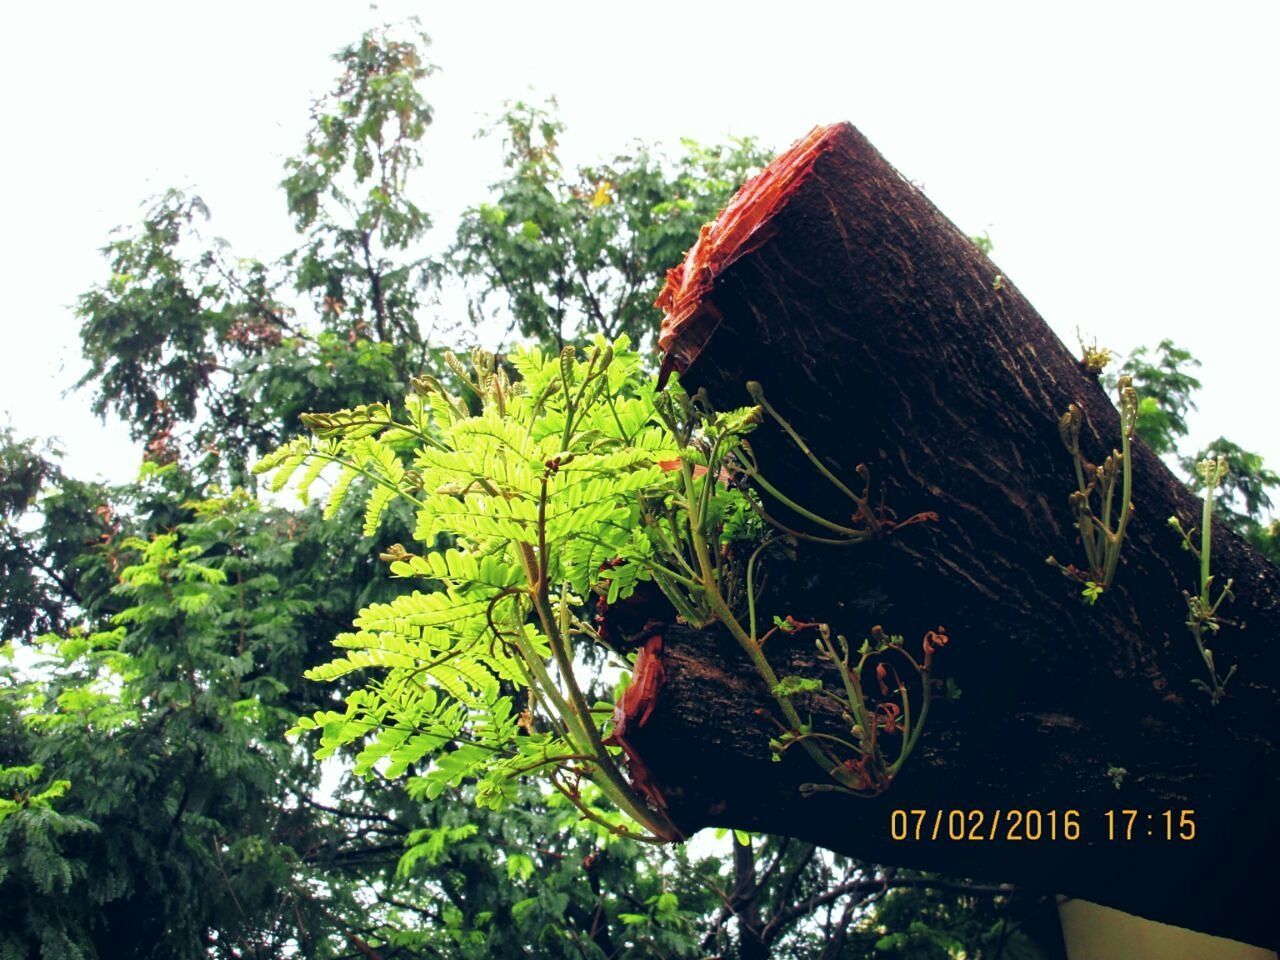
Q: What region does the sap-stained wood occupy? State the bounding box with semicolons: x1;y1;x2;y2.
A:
613;122;1280;949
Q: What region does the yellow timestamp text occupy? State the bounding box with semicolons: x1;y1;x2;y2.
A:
888;809;1198;842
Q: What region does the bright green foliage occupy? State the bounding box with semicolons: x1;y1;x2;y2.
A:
454;100;770;348
263;335;691;840
0;763;73;824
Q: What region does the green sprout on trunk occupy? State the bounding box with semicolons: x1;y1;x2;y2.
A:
1169;456;1236;704
1047;375;1139;603
650;381;947;799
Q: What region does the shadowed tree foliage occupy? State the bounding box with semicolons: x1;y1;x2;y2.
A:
453;99;769;350
75;23;444;488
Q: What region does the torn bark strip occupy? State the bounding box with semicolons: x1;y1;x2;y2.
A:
655;124;843;387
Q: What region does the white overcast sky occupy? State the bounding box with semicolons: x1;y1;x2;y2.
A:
2;1;1276;487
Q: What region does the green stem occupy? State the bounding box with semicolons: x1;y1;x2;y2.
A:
745;499;873;547
550;777;669;845
603;391;631;442
779;729;863;754
1200;473;1215;605
680;459;850;787
515;544;675;839
697;438;722;532
509;752;598;776
752;387;862;504
316;415;444;450
509;641;572;744
821;633;866;742
316;451;425;509
745;539;772;643
1104;429;1134;589
746;470;869;538
648;566;709;628
641;518;699;581
890;678;931;778
1069;439;1100;573
1101;462;1116;539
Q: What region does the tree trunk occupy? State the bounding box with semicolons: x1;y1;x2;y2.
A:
621;123;1280;950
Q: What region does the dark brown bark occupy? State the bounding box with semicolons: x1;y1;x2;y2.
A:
731;840;768;960
623;123;1280;949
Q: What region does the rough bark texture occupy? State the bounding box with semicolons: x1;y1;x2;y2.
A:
622;123;1280;949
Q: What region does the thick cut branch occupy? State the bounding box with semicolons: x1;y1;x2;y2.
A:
618;122;1280;949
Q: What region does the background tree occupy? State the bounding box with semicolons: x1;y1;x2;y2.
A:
11;17;1264;960
1110;340;1280;560
453;99;766;350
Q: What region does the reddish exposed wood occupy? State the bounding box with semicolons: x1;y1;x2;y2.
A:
655;124;843;387
608;122;1280;949
603;633;673;815
605;634;666;741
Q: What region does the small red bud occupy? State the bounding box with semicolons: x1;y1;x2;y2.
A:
875;663;890;696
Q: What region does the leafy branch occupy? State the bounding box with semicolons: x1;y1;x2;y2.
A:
258;337;952;842
261;336;685;843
